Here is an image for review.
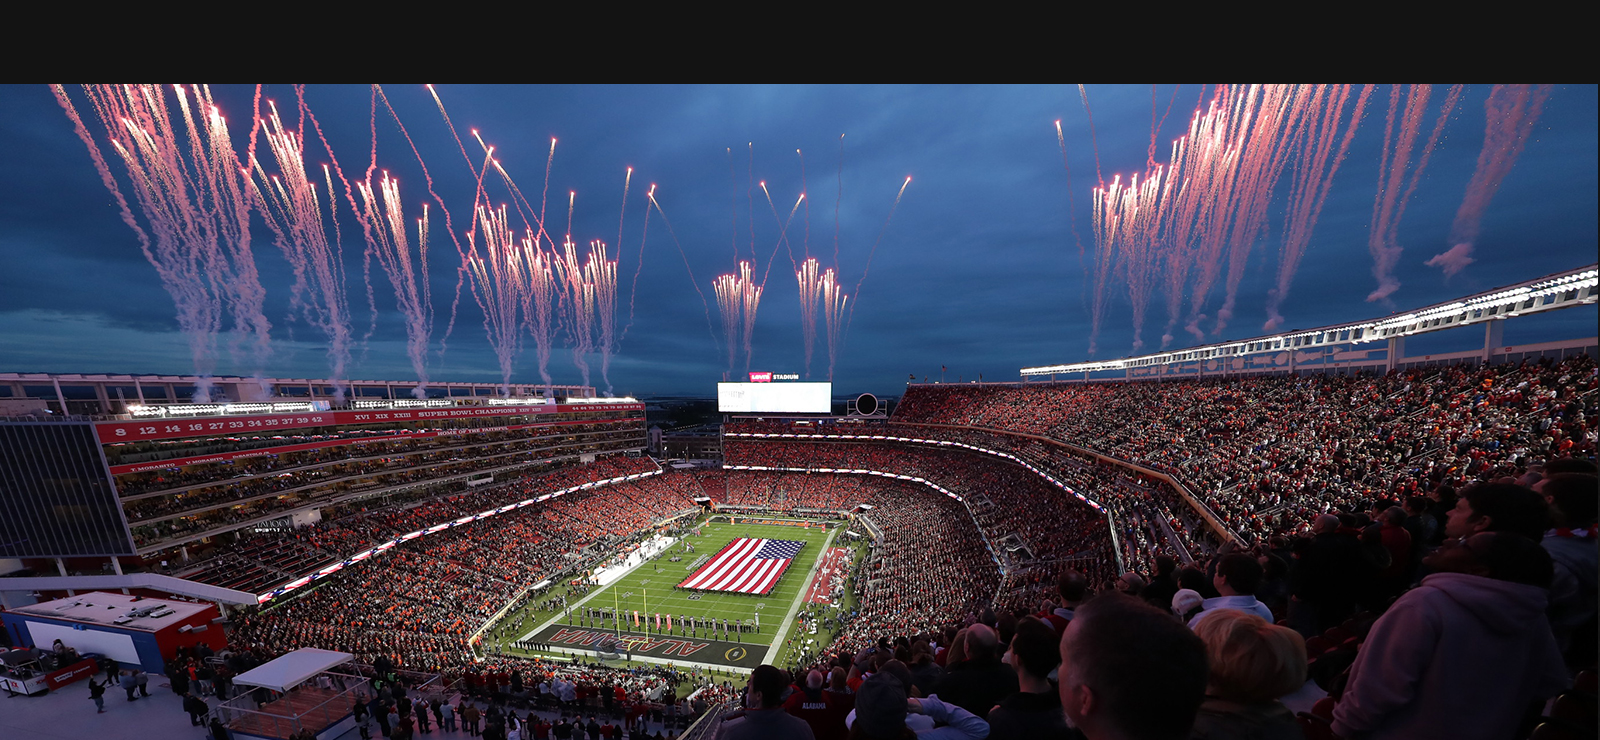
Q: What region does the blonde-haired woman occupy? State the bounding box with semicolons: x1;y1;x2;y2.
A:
1188;609;1306;740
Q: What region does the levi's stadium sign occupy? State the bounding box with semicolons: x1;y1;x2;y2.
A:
748;372;799;382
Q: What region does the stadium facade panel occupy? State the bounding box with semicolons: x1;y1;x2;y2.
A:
0;421;133;558
0;391;646;562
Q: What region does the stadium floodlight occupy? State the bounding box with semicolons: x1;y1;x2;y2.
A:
1020;263;1596;377
352;399;454;409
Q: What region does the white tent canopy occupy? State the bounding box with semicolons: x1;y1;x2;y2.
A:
230;648;354;693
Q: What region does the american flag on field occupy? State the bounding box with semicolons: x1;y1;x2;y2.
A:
677;538;806;595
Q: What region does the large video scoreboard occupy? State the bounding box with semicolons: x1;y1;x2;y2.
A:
718;373;831;414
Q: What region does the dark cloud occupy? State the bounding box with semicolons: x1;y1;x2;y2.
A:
1;84;1594;396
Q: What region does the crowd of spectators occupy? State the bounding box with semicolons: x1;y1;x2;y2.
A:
892;356;1595;541
725;439;1114;567
188;355;1598;739
755;456;1595;739
228;459;708;673
126;441;648;548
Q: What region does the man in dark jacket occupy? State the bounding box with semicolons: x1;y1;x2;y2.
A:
932;623;1019;720
987;617;1077;740
185;692;210;725
1291;514;1366;632
1141;555;1180;613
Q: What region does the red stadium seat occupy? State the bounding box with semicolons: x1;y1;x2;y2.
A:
1550;694;1597;732
1304;636;1333;657
1297;713;1340;740
1311;697;1337;722
1575;670;1597;697
1531;721;1589;740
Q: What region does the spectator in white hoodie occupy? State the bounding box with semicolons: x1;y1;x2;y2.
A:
1331;531;1569;740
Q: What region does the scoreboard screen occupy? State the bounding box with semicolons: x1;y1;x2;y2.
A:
717;382;831;413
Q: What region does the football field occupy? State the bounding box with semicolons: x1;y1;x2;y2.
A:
499;519;839;669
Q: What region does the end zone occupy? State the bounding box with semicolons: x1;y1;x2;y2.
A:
518;624;766;669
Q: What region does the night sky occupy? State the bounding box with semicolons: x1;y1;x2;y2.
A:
2;85;1595;397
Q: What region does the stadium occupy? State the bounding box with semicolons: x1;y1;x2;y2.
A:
1;84;1596;740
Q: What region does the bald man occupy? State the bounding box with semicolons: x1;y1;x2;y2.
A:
933;623;1019;719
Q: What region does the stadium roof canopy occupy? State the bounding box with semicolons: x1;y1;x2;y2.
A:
230;648;354;692
1021;264;1598;376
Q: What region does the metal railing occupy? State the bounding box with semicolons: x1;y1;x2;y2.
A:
212;672;370;739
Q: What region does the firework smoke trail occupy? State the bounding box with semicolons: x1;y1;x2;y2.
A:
1264;84;1373;332
617;167;632;264
822;268;848;381
329;91;432;390
465;204;527;393
356;172;435;396
620;183;653;344
1185;85;1283;339
180;86;273;371
713;271;741;376
1434;84;1552;278
1182;90;1245;340
796;257;823;378
373;85;468;367
539;139;556;247
798;148;810;259
1088;174;1119;355
521;237;557;389
753;188;805;373
1214;84;1297;332
1364;85;1437;302
1150;84;1182;168
588;241;619;394
834;135;844;269
554;237;595;389
739;260;764;373
249;99;354;401
747;143;756;262
53;85;208;373
1100;165;1180;351
729;148;740;262
647;188;719;350
60;85;272;399
1078;84;1105;186
1056;120;1090;313
600;167;632;393
1214;84;1309;334
566;191;576;245
844;175;912;337
759;183;804;276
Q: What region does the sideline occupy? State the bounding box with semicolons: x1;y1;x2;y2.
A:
511;533;683;647
763;525;840;666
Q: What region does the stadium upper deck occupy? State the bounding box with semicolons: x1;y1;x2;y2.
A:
0;386;645;562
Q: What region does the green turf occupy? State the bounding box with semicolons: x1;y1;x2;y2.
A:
499;521;837;651
771;542;866;668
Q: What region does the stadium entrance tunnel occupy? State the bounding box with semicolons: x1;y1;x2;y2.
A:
520;624;767;669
